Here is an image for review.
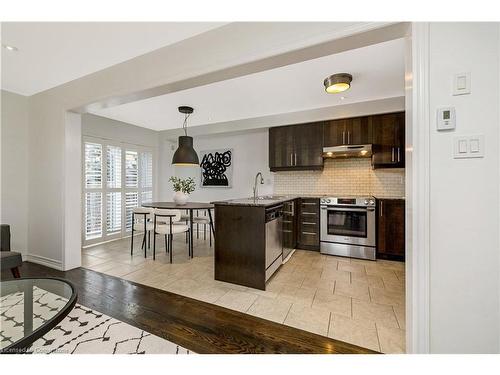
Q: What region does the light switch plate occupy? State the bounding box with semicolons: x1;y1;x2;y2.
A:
453;135;484;159
453;72;471;95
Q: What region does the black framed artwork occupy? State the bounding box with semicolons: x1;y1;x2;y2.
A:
199;149;233;188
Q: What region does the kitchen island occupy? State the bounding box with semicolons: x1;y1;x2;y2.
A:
212;197;288;290
212;195;323;290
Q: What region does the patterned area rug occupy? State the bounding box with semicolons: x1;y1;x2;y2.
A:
1;286;191;354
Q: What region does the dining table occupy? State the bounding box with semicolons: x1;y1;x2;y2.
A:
141;202;215;257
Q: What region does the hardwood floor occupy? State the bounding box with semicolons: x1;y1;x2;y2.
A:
1;262;377;354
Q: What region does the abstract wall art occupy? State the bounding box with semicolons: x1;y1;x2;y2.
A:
199;149;233;188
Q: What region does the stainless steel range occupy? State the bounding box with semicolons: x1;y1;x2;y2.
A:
320;196;376;260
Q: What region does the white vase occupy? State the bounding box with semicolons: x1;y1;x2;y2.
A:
173;191;188;205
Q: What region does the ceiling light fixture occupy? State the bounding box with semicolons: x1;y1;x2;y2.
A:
172;106;199;166
2;44;18;52
324;73;352;94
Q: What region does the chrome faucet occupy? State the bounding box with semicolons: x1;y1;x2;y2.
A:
253;172;264;201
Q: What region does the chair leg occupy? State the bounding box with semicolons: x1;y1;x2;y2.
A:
11;267;20;278
204;224;206;240
153;231;156;260
209;226;212;247
189;229;193;258
148;231;151;249
165;234;168;253
169;234;173;263
130;228;134;256
196;223;199;239
143;233;147;257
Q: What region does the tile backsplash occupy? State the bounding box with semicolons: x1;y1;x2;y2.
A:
273;158;405;198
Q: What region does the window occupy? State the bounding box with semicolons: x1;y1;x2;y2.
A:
85;192;102;240
85;143;102;188
106;192;122;234
107;146;121;188
125;150;138;188
83;138;154;245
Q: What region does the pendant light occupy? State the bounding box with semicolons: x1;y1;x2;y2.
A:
324;73;352;94
172;106;199;166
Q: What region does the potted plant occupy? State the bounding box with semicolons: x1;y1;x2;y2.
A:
169;176;196;205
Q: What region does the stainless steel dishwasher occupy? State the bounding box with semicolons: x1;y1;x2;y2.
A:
265;204;283;281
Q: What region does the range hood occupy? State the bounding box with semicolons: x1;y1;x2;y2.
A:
323;144;372;159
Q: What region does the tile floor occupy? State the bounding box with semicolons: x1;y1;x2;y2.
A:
82;233;405;353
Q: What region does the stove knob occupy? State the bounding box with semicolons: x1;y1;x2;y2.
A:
321;199;325;204
364;199;369;205
369;199;375;206
326;199;331;203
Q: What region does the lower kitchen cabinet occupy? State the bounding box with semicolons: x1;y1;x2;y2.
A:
297;198;320;251
282;199;298;259
376;199;405;261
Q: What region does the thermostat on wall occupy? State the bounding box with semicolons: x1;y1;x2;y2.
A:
437;107;456;131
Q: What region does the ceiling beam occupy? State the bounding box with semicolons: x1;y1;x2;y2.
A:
160;96;405;140
75;22;409;114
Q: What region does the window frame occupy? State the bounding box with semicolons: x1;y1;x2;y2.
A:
82;136;155;247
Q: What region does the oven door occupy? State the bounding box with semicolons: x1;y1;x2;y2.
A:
320;206;375;247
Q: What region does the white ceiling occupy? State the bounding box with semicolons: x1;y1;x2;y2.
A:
91;38;405;131
1;22;225;95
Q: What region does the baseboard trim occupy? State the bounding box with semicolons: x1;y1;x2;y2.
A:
25;254;64;271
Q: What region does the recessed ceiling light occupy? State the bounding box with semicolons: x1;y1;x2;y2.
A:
324;73;352;94
2;44;18;52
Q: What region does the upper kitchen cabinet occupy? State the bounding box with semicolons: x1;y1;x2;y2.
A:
371;112;405;168
323;116;373;147
269;122;324;171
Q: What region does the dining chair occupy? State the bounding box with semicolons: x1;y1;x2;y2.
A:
193;210;212;247
153;209;190;263
130;207;154;257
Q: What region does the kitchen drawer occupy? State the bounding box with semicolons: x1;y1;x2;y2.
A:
299;217;318;227
300;199;319;213
299;230;319;247
297;198;320;251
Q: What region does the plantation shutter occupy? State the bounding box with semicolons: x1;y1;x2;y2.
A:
85;142;102;188
125;150;138;188
106;145;122;188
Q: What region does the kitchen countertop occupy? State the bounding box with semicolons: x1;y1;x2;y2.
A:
211;195;326;207
212;195;406;207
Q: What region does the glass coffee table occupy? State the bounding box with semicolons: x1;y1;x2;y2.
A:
0;278;77;353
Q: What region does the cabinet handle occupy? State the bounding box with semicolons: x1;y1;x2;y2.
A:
290;153;293;166
391;148;395;162
380;201;383;217
294;153;297;166
347;131;350;144
302;221;316;225
302;231;317;236
397;147;401;162
302;202;317;206
302;212;316;216
342;131;345;144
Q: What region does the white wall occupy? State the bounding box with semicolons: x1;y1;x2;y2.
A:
428;23;500;353
0;90;29;256
159;128;273;202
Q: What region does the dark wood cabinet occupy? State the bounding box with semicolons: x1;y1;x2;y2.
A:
282;200;298;254
372;112;405;169
297;198;320;251
269;122;323;171
269;112;405;171
377;199;405;261
323;116;373;147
